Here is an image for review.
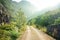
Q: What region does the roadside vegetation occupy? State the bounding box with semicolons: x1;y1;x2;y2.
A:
0;0;26;40
28;8;60;39
0;0;60;40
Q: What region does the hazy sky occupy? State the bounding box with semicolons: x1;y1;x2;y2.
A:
12;0;60;11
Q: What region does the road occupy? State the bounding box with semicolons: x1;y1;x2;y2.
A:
17;26;56;40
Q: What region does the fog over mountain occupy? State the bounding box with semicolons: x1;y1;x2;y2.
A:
12;0;60;20
15;0;37;17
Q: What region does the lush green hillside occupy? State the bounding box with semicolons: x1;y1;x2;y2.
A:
28;8;60;27
28;7;60;39
0;0;27;40
0;0;60;40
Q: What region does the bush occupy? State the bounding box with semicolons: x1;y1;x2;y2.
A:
0;22;19;40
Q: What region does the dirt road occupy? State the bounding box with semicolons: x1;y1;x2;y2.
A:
17;26;56;40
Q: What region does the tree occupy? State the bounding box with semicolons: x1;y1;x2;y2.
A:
13;9;26;28
28;7;60;27
54;17;60;24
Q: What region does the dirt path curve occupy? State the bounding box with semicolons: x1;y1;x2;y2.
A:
17;26;56;40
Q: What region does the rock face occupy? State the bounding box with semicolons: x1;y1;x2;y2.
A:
47;24;60;40
0;3;10;24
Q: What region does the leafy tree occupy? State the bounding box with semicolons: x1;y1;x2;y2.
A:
54;17;60;24
0;0;26;40
28;8;60;27
13;9;26;28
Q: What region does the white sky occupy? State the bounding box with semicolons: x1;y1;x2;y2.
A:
12;0;21;2
12;0;60;11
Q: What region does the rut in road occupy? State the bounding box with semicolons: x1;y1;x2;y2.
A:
17;26;56;40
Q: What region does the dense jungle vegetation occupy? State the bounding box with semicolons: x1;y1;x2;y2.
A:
28;8;60;39
0;0;60;40
0;0;26;40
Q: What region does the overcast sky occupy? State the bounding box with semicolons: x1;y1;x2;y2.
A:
12;0;60;11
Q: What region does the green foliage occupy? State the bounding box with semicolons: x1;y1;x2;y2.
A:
0;22;19;40
13;9;27;28
54;17;60;24
29;18;36;25
0;36;12;40
28;8;60;37
29;8;60;27
0;0;27;40
0;0;13;11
